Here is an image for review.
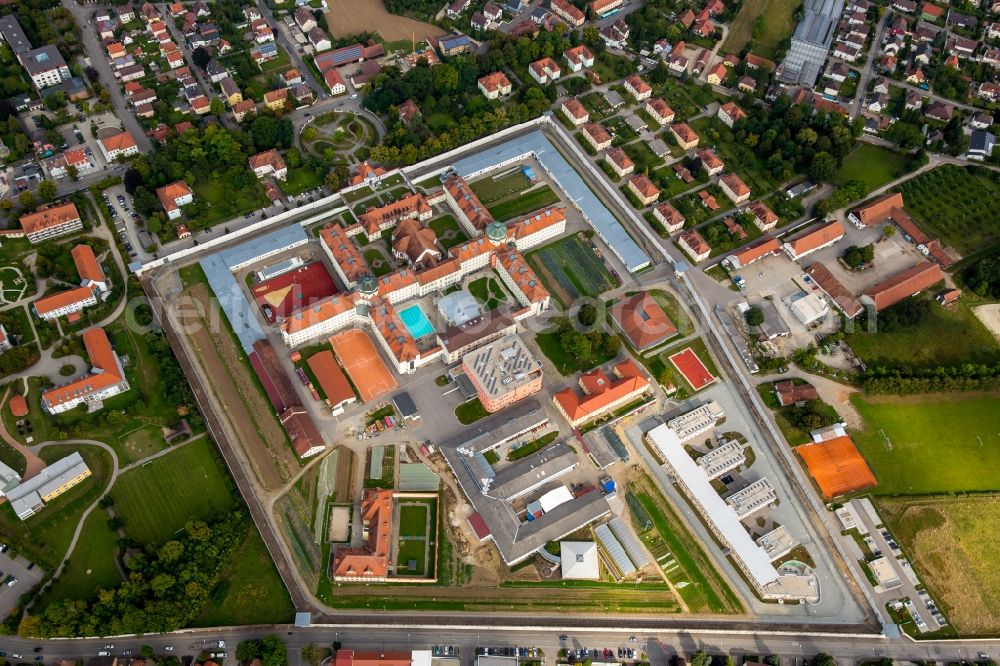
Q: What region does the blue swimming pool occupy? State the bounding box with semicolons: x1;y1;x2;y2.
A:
399;304;434;339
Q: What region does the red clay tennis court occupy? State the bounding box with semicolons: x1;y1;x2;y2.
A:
669;347;715;391
797;436;877;498
329;329;397;402
252;263;337;322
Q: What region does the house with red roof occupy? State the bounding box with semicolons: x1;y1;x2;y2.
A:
553;359;651;427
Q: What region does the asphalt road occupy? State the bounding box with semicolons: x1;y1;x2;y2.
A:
1;623;996;665
61;0;153;154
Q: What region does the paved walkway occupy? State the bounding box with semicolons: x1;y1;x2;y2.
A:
0;385;47;480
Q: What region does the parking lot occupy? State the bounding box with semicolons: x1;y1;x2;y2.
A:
0;545;44;620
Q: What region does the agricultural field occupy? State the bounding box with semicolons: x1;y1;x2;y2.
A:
325;0;444;41
897;164;1000;255
720;0;799;59
880;495;1000;635
833;144;910;191
846;297;1000;368
110;437;239;544
487;185;561;221
852;393;1000;494
525;234;618;308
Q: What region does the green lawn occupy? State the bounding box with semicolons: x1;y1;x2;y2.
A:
399;504;428;538
592;51;632;85
193;528;294;627
833;144;910;191
525;234;618;308
363;249;393;277
110;437;238;545
852;393;1000;494
470;170;532;203
486;185;561;221
468;276;508;309
188;171;269;230
40;510;122;604
455;398;489;425
282;166;324;196
721;0;799;59
507;432;559;461
429;214;468;250
897;165;1000;255
847;297;1000;368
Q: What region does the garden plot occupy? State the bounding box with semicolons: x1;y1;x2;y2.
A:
526;234;618;307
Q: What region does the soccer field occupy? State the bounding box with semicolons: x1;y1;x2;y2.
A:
111;437;238;544
852;394;1000;494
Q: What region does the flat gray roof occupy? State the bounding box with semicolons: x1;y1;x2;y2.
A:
451;129;652;273
218;224;308;271
440;397;547;456
486;441;577;500
19;45;66;75
648;423;780;588
8;452;90;518
200;253;267;353
0;16;31;55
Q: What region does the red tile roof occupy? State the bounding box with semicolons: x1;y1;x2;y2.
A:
862;261;943;311
42;328;124;409
786;219;844;257
610;292;677;350
19;202;80;236
554;359;650;423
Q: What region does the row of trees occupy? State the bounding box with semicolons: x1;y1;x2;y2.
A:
862;365;1000;394
20;514;249;637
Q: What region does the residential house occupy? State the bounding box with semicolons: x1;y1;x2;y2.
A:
264;88;287;111
294;6;317;32
582;123;612;151
220;77;242;106
695;148;724;175
646;98;674;125
624;75;652;101
605;147;634;178
678;229;711;262
717;101;746;128
560;98;589;126
706;62;728;85
529;57;561;84
669;122;700;150
563;45;594;71
478;72;512;98
550;0;585;26
248;149;288;180
720;173;750;204
599;19;629;49
97;129;139;162
653;202;685;233
156;180;193;220
628;175;659;206
324;69;347;95
309;27;331;52
969;130;996;161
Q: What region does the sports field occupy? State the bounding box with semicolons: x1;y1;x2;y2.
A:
330;329;397;401
852;393;1000;494
252;262;337;322
526;234;617;307
669;348;715;391
880;495;1000;635
797;436;877;498
470;170;532;204
897;164;1000;256
111;437;238;544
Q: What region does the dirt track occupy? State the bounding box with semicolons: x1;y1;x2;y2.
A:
325;0;444;41
176;285;289;490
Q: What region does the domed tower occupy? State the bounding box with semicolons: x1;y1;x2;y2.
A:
485;221;507;245
355;274;378;316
